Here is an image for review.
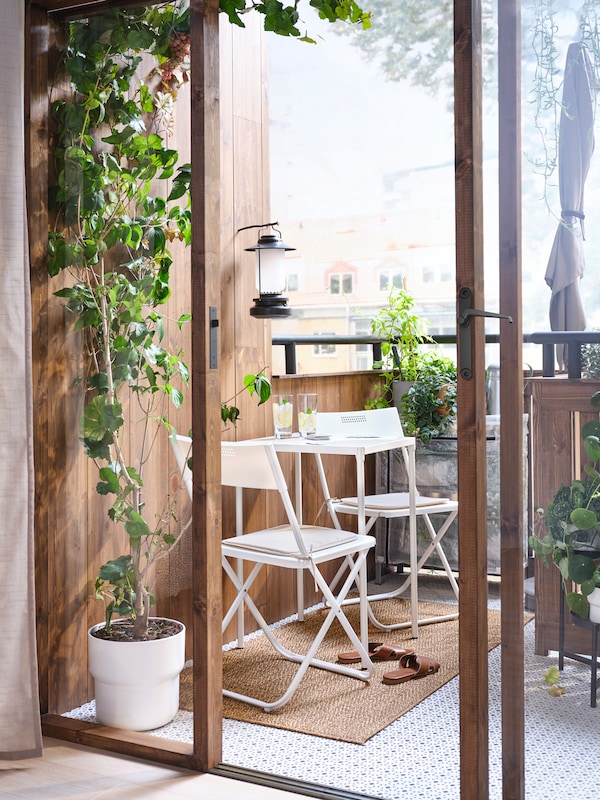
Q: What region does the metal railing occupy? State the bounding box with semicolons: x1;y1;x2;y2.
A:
272;331;600;378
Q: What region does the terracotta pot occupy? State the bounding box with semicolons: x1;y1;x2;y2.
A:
437;384;451;416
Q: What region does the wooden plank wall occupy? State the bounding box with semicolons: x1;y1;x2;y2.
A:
530;376;600;656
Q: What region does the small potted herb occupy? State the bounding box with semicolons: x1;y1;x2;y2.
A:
367;287;433;410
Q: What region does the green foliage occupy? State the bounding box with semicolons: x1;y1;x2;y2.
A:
400;354;457;441
531;391;600;619
367;287;434;409
542;665;566;697
49;4;192;639
220;0;371;41
221;370;272;427
582;342;600;378
370;288;432;382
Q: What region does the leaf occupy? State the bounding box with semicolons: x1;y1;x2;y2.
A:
219;0;247;27
566;591;590;619
570;507;597;531
98;555;132;582
170;388;184;409
124;512;152;542
96;466;121;495
82;396;124;441
542;665;560;685
584;435;600;464
568;553;597;585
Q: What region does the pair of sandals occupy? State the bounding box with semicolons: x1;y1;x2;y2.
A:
338;641;440;685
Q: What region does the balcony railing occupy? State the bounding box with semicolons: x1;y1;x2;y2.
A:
273;331;600;378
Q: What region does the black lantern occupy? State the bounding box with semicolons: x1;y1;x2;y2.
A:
241;223;295;318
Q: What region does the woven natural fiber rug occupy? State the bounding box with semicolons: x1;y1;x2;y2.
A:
180;600;515;744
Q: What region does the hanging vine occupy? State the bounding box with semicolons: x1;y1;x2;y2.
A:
528;0;600;212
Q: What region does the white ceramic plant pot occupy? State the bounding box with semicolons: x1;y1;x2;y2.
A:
588;588;600;624
88;618;185;731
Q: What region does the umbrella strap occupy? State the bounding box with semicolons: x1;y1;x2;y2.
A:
562;209;586;239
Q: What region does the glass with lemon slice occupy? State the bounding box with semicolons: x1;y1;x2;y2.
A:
273;394;294;438
298;393;318;437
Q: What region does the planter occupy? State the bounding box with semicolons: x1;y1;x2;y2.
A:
88;618;185;731
392;380;414;411
588;588;600;624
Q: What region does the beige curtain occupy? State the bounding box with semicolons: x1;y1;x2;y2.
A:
0;0;43;760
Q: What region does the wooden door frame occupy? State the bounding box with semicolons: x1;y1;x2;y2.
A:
28;0;223;772
497;2;525;798
455;2;525;798
454;3;490;796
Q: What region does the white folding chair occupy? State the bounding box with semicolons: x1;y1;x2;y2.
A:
171;434;376;711
314;408;459;635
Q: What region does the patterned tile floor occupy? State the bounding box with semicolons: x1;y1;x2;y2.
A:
64;574;600;800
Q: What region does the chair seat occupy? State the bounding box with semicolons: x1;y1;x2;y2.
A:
223;525;361;558
338;492;455;511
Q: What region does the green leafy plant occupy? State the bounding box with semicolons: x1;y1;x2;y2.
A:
531;390;600;619
582;340;600;378
400;353;457;441
221;370;272;427
49;4;195;641
221;0;371;42
367;287;433;408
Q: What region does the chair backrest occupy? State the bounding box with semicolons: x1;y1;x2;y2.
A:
170;436;309;555
316;407;404;438
221;441;310;558
221;442;280;491
170;433;193;501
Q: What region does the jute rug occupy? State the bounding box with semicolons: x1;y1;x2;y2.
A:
180;600;523;744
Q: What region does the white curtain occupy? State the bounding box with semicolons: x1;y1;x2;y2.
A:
0;0;43;760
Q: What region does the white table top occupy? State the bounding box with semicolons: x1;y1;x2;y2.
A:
250;432;415;456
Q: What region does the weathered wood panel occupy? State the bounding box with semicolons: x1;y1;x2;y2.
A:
530;376;600;656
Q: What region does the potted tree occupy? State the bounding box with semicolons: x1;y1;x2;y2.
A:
48;4;196;731
531;391;600;621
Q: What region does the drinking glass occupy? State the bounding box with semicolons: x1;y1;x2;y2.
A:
298;393;318;437
273;394;294;438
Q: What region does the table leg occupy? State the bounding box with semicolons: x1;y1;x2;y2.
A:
408;443;418;638
294;452;304;621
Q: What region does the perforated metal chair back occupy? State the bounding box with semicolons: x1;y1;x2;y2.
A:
316;407;404;438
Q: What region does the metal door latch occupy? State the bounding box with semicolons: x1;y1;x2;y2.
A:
457;287;512;379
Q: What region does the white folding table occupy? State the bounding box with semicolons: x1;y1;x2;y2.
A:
266;426;420;637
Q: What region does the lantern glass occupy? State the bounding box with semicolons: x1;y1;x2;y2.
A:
256;247;286;295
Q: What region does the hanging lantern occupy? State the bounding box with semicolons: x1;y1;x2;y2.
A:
243;224;295;318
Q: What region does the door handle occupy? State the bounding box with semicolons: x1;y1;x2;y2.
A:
457;288;512;380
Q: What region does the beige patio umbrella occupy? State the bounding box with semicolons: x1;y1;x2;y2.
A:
545;42;596;369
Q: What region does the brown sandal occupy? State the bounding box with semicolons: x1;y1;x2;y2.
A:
337;642;414;664
382;653;440;685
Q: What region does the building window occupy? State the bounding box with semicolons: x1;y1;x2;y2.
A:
379;270;404;291
330;273;353;294
286;273;298;292
313;333;337;356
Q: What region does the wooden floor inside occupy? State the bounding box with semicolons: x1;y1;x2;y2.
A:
0;737;293;800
